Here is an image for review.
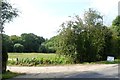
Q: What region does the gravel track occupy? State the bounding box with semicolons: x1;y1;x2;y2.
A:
7;64;118;73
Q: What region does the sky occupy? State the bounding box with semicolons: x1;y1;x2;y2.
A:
4;0;120;39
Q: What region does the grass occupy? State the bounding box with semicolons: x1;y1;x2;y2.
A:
8;53;72;66
82;59;120;64
1;70;25;79
8;53;120;66
95;59;120;64
8;53;57;59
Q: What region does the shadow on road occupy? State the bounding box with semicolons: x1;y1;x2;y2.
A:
65;71;118;78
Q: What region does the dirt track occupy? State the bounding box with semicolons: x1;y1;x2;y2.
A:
7;64;118;73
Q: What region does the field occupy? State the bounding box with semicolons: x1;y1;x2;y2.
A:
8;53;72;66
8;53;120;66
8;53;57;59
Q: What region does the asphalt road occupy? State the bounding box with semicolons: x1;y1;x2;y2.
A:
65;65;118;78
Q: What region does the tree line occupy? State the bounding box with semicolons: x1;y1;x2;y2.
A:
3;33;56;53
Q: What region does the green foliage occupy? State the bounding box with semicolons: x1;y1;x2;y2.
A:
2;70;24;79
84;8;103;27
1;0;18;32
8;53;72;66
112;16;120;26
111;15;120;57
93;59;120;64
2;7;120;66
8;53;57;59
3;33;46;53
38;45;47;53
1;0;18;73
2;34;13;52
14;43;24;52
57;8;114;63
8;53;119;66
10;35;22;44
41;35;59;53
21;33;45;52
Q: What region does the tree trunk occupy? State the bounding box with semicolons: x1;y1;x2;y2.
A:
2;52;8;73
2;34;8;73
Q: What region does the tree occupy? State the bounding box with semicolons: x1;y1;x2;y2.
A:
10;35;22;44
112;16;120;35
112;16;120;58
21;33;45;52
1;0;18;32
84;8;103;27
57;8;111;63
1;0;18;73
2;34;13;52
57;15;83;63
38;45;48;53
14;43;24;52
43;35;59;53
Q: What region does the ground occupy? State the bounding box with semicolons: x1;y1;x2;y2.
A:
6;64;119;78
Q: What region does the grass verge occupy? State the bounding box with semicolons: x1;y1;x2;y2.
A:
83;59;120;64
1;70;25;79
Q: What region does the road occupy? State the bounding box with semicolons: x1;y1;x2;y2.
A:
7;64;119;79
65;64;118;78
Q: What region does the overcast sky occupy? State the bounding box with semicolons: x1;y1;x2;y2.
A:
4;0;120;39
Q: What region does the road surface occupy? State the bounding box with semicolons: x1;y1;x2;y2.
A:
7;64;119;79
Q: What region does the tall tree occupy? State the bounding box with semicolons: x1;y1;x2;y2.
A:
57;15;83;63
112;16;120;57
0;0;18;73
21;33;45;52
112;16;120;36
57;8;112;63
43;35;59;53
84;8;103;27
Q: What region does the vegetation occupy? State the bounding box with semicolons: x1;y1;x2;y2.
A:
8;53;120;66
8;53;57;59
8;53;72;66
2;33;57;53
56;8;120;63
3;8;120;65
14;43;24;52
1;0;18;73
93;59;120;64
1;0;120;68
1;70;24;79
42;35;59;53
